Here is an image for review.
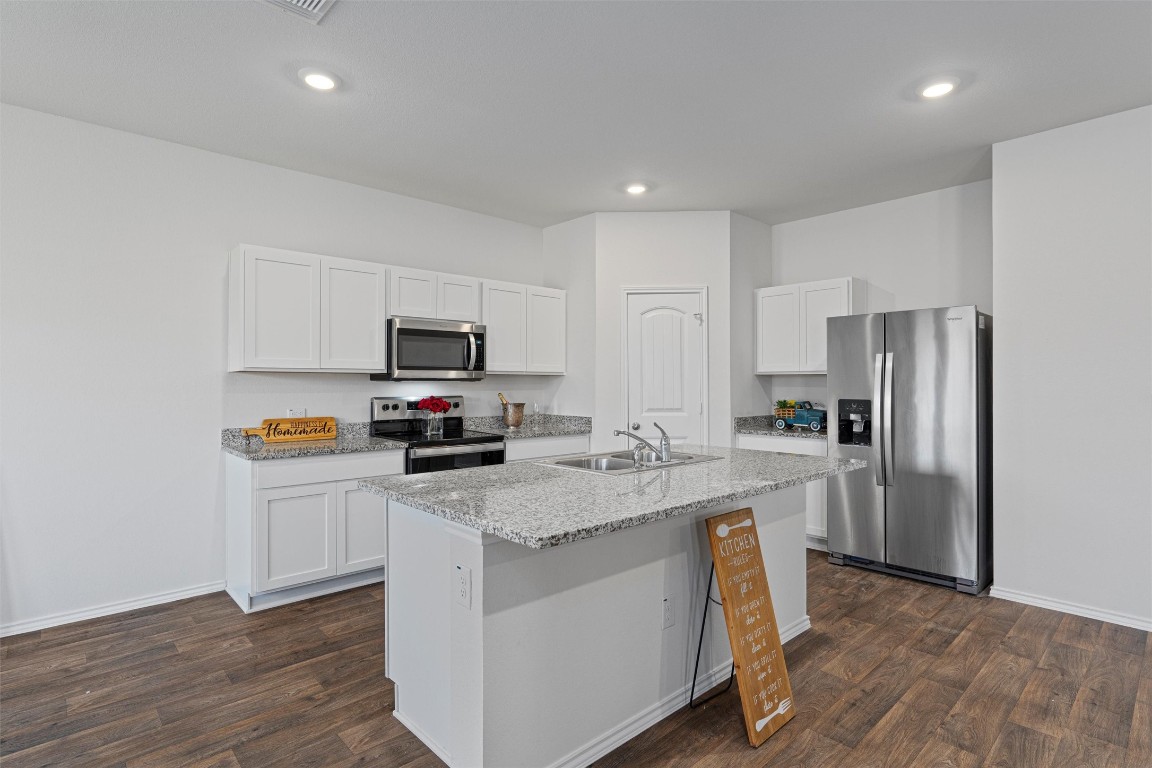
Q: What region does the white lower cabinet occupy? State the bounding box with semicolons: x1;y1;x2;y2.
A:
256;484;338;592
736;434;829;545
226;450;404;612
337;480;388;573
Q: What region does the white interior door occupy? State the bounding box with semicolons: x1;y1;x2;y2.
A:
625;291;705;447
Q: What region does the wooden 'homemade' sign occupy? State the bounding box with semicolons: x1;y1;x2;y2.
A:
242;417;336;443
706;508;795;747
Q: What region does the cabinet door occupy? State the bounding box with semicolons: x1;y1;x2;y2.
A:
437;274;480;322
321;257;388;370
256;485;337;592
390;267;437;318
755;286;800;373
243;246;322;368
526;287;566;373
482;281;527;372
800;279;849;373
336;481;388;575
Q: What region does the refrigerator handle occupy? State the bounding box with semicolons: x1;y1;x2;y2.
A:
883;352;894;487
872;353;885;486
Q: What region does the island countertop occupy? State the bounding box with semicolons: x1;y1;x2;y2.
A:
360;445;865;549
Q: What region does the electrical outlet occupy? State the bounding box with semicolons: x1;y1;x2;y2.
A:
662;595;675;629
454;564;472;609
287;408;307;418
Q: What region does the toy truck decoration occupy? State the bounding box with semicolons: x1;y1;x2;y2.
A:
773;400;827;432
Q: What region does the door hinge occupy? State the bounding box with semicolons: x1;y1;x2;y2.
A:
699;402;703;415
693;313;704;326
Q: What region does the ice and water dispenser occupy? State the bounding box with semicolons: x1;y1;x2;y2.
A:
837;399;872;446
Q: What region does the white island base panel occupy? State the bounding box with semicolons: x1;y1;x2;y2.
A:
386;484;808;768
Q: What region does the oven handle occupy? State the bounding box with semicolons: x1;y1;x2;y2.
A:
409;442;505;459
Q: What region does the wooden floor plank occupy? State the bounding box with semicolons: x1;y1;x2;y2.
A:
935;649;1037;758
4;550;1147;768
983;722;1062;768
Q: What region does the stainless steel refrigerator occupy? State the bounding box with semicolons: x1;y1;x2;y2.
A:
826;306;991;594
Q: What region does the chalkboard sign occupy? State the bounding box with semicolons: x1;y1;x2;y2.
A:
242;417;336;443
706;508;795;746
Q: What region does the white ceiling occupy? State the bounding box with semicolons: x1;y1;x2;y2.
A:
2;1;1149;227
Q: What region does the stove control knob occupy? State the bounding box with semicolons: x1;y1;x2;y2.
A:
453;402;460;408
391;403;400;411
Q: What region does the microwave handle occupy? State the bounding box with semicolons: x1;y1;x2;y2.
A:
466;333;478;371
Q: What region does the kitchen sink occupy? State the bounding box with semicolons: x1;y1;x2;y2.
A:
552;456;637;472
538;451;722;476
608;450;699;464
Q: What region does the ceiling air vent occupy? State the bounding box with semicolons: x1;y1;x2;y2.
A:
259;0;336;25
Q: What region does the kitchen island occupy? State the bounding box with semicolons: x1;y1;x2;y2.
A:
360;446;865;768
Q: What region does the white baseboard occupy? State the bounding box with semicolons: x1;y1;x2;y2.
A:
806;535;828;552
0;580;226;638
990;586;1152;632
543;613;812;768
394;710;453;766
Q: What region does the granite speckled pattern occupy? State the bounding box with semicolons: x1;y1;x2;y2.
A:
734;415;828;440
465;414;592;439
221;421;407;460
360;445;865;549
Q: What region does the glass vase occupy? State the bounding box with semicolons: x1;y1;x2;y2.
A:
423;410;444;437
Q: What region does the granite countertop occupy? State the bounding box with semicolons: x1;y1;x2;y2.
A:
221;422;407;460
733;415;829;440
359;445;866;549
465;414;592;439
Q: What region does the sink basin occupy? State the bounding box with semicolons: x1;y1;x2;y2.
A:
609;450;698;464
553;456;636;471
538;451;723;476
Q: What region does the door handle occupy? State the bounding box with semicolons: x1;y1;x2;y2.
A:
883;352;894;487
631;422;640;430
872;353;885;486
466;333;478;371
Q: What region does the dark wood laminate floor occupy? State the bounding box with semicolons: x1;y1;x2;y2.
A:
3;551;1148;767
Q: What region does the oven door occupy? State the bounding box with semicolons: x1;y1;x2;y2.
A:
389;317;486;380
407;443;506;474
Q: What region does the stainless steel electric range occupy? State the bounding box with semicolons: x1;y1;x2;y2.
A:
370;396;505;474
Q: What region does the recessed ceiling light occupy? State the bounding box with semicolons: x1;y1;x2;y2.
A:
626;184;648;195
298;67;339;91
920;80;956;99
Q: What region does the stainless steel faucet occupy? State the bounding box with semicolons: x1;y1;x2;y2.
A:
613;423;672;463
652;422;672;462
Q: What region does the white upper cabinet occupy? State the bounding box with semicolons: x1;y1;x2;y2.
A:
321;257;388;370
229;245;387;372
437;274;481;322
389;267;480;322
389;266;437;318
526;286;566;373
482;280;527;372
755;277;866;374
483;281;567;375
755;285;800;373
237;245;322;369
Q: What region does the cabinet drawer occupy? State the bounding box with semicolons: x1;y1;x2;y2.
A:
736;434;828;456
505;435;590;462
255;451;406;488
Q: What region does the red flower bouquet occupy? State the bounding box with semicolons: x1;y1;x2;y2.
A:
417;396;452;414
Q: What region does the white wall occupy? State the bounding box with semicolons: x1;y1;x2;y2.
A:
729;213;774;416
991;106;1152;629
0;106;550;633
766;180;993;407
541;214;597;418
592;212;733;452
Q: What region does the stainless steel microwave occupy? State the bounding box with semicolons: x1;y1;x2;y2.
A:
370;317;486;381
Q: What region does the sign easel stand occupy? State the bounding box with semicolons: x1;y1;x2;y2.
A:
688;563;735;708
